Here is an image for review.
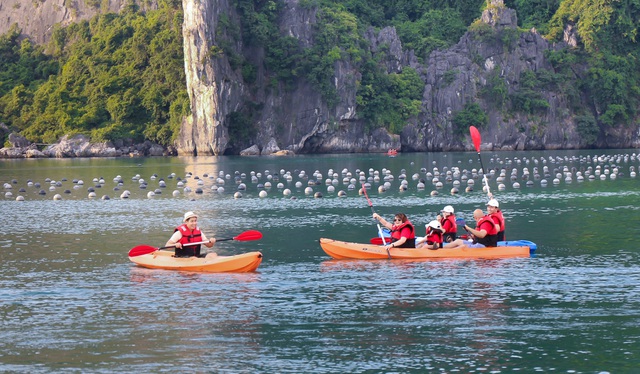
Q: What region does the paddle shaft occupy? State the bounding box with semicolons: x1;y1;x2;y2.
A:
362;183;391;258
470;126;492;197
216;237;239;242
365;192;387;240
159;240;210;250
476;151;491;196
160;235;245;250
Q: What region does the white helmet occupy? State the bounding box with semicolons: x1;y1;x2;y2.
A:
427;220;443;231
441;205;454;214
487;199;499;208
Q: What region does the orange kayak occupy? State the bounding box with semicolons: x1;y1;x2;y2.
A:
319;238;532;260
129;250;263;272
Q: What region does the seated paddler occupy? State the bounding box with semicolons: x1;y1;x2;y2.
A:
166;211;216;258
373;212;416;249
444;208;498;249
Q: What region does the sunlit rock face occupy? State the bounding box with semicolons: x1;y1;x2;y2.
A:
0;0;158;44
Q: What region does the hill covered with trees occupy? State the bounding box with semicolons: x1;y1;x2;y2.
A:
0;0;638;154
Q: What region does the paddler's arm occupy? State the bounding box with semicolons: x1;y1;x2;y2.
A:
201;234;216;248
372;213;392;229
390;237;407;248
386;237;405;251
464;224;487;239
166;232;183;248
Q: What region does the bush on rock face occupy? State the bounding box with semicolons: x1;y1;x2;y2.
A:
0;5;186;148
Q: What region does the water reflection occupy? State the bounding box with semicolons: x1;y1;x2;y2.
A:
128;266;262;284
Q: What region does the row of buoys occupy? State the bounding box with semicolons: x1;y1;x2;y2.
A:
3;152;639;200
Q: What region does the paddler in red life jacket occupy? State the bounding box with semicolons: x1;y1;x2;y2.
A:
165;211;216;258
372;212;416;249
486;198;506;241
416;220;444;250
444;208;498;249
438;205;458;243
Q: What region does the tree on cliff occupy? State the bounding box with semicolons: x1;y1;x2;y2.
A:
1;1;187;146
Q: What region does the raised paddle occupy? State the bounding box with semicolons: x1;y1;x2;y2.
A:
128;230;263;257
362;183;391;258
469;126;492;197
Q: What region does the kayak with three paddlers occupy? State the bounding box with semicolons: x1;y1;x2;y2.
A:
319;237;536;260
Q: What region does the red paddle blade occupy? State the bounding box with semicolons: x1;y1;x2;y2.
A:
469;126;481;152
233;230;263;241
370;237;391;245
128;245;158;257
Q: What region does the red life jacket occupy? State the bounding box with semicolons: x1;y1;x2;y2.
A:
425;227;443;245
489;211;505;231
474;216;498;247
175;224;203;257
477;216;498;235
440;214;458;242
440;215;457;234
391;220;416;248
490;210;506;241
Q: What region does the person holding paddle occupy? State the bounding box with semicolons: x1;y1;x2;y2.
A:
166;211;216;258
486;198;506;241
469;125;505;242
445;209;498;249
372;212;416;249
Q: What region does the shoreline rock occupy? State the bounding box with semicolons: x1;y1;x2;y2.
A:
0;133;301;159
0;133;174;159
239;140;297;156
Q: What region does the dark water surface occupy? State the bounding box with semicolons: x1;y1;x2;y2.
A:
1;151;639;373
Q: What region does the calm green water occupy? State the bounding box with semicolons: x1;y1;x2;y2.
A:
1;151;639;373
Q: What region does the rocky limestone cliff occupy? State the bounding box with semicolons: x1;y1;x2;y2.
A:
179;0;639;154
176;0;405;155
405;4;571;152
3;0;639;155
0;0;156;44
177;0;246;156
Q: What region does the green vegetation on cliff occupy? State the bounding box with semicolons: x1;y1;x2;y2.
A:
545;0;640;130
232;0;481;134
0;0;638;148
1;1;186;146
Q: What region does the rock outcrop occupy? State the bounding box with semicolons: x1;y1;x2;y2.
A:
0;0;157;44
176;0;245;155
176;0;639;154
0;133;168;158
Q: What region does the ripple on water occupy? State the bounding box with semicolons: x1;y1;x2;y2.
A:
2;153;640;372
